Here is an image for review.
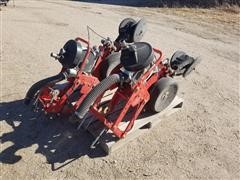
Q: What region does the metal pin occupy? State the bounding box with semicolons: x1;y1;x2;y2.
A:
77;114;88;130
84;117;95;130
90;128;107;149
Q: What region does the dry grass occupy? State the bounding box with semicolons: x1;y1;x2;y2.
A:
153;6;240;36
115;5;239;37
157;7;239;25
220;5;240;14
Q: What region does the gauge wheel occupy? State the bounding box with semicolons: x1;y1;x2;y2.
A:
119;18;137;34
147;77;178;113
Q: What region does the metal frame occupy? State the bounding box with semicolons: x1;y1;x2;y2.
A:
87;48;170;138
37;37;114;115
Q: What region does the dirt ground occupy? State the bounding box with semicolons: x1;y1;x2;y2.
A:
0;0;239;179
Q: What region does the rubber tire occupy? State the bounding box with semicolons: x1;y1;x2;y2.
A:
116;18;137;43
118;18;137;34
100;52;121;80
147;77;178;113
75;74;121;119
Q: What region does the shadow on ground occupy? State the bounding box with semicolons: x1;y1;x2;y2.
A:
0;100;106;171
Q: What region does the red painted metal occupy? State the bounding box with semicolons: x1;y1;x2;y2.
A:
88;48;167;138
37;37;115;115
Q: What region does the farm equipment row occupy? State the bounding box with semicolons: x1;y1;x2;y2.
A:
24;18;200;150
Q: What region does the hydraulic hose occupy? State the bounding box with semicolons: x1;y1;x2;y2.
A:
75;74;121;119
24;73;66;105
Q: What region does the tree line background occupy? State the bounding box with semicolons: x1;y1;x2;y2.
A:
78;0;240;7
132;0;240;7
